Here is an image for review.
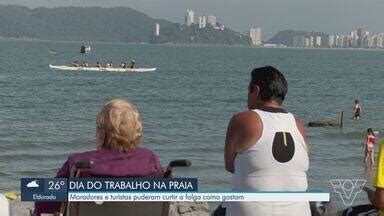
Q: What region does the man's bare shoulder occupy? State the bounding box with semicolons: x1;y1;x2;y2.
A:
230;111;262;134
231;111;260;124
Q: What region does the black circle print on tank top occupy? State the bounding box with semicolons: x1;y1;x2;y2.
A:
272;132;295;163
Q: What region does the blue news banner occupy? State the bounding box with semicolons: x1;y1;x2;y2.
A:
21;178;198;202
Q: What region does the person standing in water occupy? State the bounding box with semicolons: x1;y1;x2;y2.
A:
353;100;362;120
363;139;384;215
365;128;376;166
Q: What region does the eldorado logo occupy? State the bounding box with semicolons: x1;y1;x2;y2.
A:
330;179;366;205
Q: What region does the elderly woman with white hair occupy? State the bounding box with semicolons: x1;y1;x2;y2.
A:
34;99;162;215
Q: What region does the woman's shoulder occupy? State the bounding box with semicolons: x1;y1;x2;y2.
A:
68;150;100;160
68;147;158;160
134;147;159;158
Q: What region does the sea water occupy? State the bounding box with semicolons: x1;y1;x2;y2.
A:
1;40;383;209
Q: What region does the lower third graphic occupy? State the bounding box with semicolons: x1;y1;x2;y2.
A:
330;179;366;205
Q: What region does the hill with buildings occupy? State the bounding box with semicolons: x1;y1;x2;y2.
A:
267;30;328;47
151;24;251;46
0;5;251;46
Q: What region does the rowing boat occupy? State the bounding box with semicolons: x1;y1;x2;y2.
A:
49;64;157;72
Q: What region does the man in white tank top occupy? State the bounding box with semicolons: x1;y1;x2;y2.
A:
224;66;310;216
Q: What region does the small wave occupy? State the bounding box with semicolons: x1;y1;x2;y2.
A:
16;170;51;176
335;155;362;161
0;152;68;161
324;130;366;139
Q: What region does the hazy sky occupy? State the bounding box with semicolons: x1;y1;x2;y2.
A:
1;0;384;39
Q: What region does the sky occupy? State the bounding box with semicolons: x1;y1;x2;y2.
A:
1;0;384;40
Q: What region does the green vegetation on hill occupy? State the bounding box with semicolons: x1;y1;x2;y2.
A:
0;15;37;38
0;5;172;42
151;24;251;46
0;5;250;46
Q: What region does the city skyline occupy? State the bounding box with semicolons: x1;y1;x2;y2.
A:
2;0;384;40
164;8;384;49
291;28;384;49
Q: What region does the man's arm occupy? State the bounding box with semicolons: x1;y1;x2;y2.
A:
295;116;309;151
224;112;262;173
364;187;384;209
224;115;239;173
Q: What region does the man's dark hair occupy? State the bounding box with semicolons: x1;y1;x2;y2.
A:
250;66;288;105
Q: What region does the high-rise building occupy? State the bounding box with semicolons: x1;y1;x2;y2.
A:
154;23;160;36
345;36;352;48
207;15;216;27
363;31;370;49
367;35;374;48
293;35;306;47
377;34;384;48
249;28;262;46
328;35;335;48
299;35;306;47
377;35;383;48
336;35;345;48
335;35;339;47
293;36;299;47
198;15;207;29
185;9;194;26
315;36;321;47
306;35;314;47
357;28;363;48
305;37;310;47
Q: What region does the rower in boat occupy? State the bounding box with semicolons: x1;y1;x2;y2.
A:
106;61;111;68
130;59;135;69
49;64;156;72
96;62;102;68
121;61;126;69
82;60;89;67
73;61;79;67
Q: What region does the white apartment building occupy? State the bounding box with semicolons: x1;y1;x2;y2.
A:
249;28;262;46
154;23;160;36
198;15;207;29
207;15;216;27
185;9;194;26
